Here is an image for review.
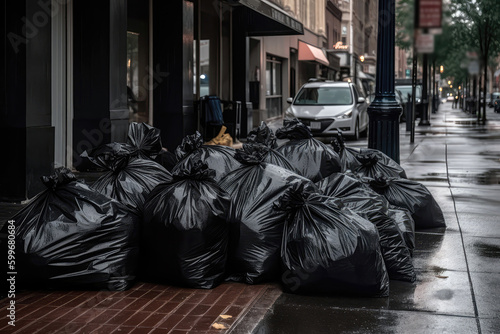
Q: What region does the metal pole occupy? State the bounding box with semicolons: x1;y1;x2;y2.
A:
367;0;402;163
411;53;417;143
419;54;430;125
432;59;436;113
410;0;418;144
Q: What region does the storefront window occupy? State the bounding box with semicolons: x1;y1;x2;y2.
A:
127;0;150;124
199;40;210;97
266;56;282;119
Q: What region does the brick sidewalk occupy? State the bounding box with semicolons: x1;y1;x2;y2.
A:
0;281;282;334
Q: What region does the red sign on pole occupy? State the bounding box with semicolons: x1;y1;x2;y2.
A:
419;0;442;28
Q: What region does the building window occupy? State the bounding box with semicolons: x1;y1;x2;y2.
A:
265;56;282;119
342;36;347;45
342;26;347;35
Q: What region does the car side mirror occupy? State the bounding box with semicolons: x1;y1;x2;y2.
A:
357;97;365;104
286;97;293;104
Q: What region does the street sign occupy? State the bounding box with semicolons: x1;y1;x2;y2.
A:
416;33;434;53
468;60;480;75
419;0;442;28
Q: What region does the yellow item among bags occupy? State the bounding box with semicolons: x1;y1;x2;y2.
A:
205;126;233;147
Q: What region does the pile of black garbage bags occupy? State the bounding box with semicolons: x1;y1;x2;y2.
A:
8;119;446;297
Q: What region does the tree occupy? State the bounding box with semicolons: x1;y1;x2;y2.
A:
451;0;500;123
397;0;500;120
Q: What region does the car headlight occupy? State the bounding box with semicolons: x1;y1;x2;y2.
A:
337;110;353;119
285;108;295;119
417;98;421;103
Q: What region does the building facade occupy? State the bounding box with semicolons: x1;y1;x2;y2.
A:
330;0;377;97
2;0;322;201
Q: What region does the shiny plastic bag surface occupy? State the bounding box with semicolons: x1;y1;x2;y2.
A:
246;121;278;148
219;145;318;284
331;136;362;172
82;143;172;215
277;186;390;296
331;136;407;178
317;173;415;282
142;158;231;289
241;143;297;173
353;150;407;179
276;119;342;182
365;175;446;229
388;205;416;256
127;122;163;159
174;131;242;182
11;168;139;291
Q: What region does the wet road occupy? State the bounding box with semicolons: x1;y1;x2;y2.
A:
248;103;500;334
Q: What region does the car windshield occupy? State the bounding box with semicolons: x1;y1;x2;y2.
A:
294;87;353;105
396;85;422;103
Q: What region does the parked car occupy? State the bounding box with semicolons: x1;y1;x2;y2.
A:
395;81;423;119
285;81;368;140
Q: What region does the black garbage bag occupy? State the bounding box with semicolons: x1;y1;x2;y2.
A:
173;131;242;182
246;121;278;148
127;122;178;172
241;143;297;173
316;173;415;282
11;168;139;291
353;150;407;179
142;158;231;289
154;149;178;172
331;134;407;178
127;122;163;160
82;142;172;215
275;119;342;182
387;205;416;257
219;145;318;284
331;134;362;172
276;185;390;296
365;175;446;229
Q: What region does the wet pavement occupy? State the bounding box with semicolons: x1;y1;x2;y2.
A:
0;102;499;333
251;103;500;334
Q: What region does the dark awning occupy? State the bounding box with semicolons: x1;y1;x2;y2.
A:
325;51;340;71
234;0;304;36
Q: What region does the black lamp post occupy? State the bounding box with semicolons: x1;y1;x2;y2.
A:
367;0;402;163
419;54;431;125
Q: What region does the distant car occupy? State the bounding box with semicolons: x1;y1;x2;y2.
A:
489;92;500;107
395;88;407;122
494;98;500;113
285;81;368;140
447;95;455;102
395;83;422;118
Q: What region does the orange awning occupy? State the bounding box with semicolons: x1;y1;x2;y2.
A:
298;41;329;66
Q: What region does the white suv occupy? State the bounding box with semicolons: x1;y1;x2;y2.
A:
285;81;368;140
